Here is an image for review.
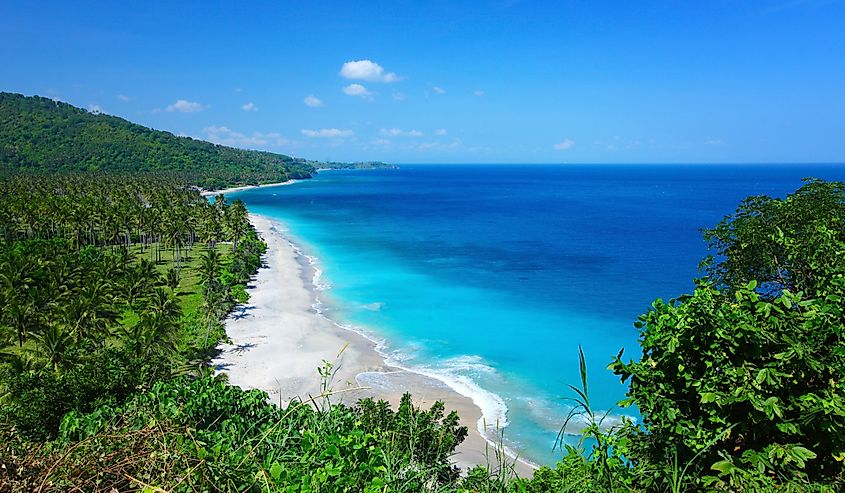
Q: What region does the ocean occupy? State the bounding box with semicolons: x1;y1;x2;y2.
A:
227;164;844;465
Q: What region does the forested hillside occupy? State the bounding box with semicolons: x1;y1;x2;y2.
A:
0;93;318;189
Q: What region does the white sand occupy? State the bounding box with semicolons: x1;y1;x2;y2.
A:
200;180;296;197
212;213;536;476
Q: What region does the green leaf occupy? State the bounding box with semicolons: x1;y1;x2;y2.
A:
269;462;283;481
711;459;740;476
700;392;718;404
789;446;817;468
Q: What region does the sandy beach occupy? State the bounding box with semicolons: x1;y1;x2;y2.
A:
200;180;296;197
212;213;536;476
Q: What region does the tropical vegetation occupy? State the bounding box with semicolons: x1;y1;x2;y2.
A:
606;179;845;491
0;174;263;439
0;92;390;190
1;95;843;491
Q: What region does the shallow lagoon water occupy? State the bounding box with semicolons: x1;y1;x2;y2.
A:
229;164;844;465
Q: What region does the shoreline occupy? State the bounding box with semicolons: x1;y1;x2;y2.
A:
200;180;297;197
212;212;537;476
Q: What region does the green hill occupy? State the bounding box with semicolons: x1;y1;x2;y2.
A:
0;92;320;189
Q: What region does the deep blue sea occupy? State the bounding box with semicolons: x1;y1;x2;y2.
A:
228;164;844;465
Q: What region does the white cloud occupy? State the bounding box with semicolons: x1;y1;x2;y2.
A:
474;90;485;97
379;128;423;137
87;104;103;114
435;128;448;136
303;95;323;107
301;128;354;138
202;126;289;149
340;59;400;83
372;138;391;147
433;86;446;95
705;138;724;146
165;99;205;113
241;102;258;112
553;138;575;150
392;91;406;101
343;83;374;100
116;94;131;102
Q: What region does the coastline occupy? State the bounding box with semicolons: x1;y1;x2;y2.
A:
212;212;537;476
200;180;296;197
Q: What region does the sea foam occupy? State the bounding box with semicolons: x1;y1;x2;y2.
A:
272;220;515;446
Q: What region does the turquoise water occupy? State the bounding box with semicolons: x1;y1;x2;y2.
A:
228;164;844;465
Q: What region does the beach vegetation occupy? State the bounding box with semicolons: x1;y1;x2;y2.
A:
0;174;264;441
1;99;843;491
1;377;469;492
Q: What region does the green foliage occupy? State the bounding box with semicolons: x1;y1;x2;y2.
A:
230;283;250;303
550;347;636;492
701;178;845;296
0;174;268;439
613;282;845;481
356;393;468;484
3;163;844;492
611;178;845;489
2;377;471;492
0;345;171;440
0;93;394;190
0;92;316;189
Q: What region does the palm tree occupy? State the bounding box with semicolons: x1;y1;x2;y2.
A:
0;255;35;347
225;200;249;253
144;287;182;322
3;298;35;348
123;258;159;310
165;267;180;293
140;288;182;356
0;172;271;410
62;282;118;344
199;249;221;289
26;323;73;373
199;212;222;249
201;288;229;349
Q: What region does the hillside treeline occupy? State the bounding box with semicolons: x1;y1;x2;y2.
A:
0;93;317;189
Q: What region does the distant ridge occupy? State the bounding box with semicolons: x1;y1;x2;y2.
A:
0;92;391;189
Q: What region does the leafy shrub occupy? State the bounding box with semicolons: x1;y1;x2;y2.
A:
356;393;467;484
3;377;474;492
0;346;170;440
611;179;845;488
229;283;249;303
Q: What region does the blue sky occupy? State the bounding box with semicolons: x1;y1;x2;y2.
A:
2;1;844;164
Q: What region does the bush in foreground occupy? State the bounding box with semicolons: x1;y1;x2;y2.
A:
1;377;472;492
610;179;845;490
